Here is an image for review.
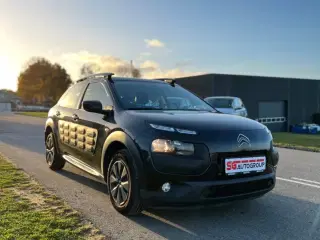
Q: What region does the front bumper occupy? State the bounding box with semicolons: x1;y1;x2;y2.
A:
140;172;276;207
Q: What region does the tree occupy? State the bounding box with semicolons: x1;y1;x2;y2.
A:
17;57;72;104
50;63;73;102
79;61;142;78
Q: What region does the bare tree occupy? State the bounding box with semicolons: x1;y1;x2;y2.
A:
80;63;101;77
115;65;141;78
132;68;142;78
79;61;142;78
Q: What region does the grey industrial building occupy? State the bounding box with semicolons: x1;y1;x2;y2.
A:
175;73;320;132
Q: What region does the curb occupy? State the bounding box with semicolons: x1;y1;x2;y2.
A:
274;143;320;153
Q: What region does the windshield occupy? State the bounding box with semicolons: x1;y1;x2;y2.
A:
206;98;234;108
112;80;215;111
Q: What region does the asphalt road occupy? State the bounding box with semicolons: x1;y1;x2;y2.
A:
1;113;320;240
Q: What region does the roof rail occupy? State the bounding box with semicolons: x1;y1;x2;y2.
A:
154;78;175;80
76;72;114;83
154;78;176;86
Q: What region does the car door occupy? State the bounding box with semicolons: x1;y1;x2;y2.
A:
72;81;116;172
54;81;87;157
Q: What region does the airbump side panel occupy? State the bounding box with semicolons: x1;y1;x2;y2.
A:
58;120;98;153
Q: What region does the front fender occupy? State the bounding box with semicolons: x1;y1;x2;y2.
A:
101;131;146;188
45;117;62;155
45;118;54;133
45;117;60;140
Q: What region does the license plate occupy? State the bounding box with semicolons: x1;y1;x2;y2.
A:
225;156;266;175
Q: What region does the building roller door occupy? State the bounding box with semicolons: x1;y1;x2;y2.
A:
256;101;287;132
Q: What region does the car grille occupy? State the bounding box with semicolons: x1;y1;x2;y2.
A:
217;150;268;158
203;150;271;181
204;178;274;198
185;150;273;182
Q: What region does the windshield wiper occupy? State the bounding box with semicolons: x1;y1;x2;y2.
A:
127;107;163;110
165;108;217;112
127;107;220;113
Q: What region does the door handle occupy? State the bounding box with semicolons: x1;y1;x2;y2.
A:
56;111;61;117
72;114;79;121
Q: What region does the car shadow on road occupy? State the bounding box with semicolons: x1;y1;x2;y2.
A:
56;168;320;240
57;168;109;194
131;193;320;240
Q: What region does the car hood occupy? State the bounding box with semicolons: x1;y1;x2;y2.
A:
125;110;264;131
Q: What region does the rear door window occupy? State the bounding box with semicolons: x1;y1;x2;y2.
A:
58;82;86;109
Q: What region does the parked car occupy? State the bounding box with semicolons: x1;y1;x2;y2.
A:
204;96;248;117
44;73;279;215
166;97;192;109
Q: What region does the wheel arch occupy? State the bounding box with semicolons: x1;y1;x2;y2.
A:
44;117;61;155
45;118;55;138
101;131;145;187
45;117;54;130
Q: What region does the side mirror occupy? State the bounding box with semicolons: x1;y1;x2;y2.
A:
83;100;113;115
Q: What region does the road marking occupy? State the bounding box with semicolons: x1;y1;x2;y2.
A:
277;177;320;189
291;177;320;186
143;211;198;236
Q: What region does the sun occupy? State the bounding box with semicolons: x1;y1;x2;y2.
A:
0;55;19;91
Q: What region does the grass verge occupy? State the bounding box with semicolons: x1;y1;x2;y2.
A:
15;112;48;118
0;154;109;240
273;132;320;152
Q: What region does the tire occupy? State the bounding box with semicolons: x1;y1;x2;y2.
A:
107;149;143;216
45;132;66;171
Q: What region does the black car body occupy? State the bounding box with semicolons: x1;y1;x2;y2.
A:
44;72;279;215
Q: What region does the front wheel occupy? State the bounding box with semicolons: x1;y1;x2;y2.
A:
45;132;65;171
107;149;142;215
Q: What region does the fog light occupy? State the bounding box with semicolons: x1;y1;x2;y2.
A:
162;182;171;192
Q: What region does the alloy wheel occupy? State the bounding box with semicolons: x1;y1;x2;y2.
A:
109;160;131;207
45;134;55;165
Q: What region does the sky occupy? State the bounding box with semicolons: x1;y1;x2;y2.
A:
0;0;320;91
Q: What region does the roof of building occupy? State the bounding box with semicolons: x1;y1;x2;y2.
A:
175;73;320;82
0;90;20;101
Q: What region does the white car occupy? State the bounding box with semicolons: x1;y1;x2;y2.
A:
204;96;248;117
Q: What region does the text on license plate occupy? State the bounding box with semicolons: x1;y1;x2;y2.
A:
225;156;266;175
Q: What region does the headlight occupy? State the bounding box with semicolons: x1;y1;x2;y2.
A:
151;139;195;156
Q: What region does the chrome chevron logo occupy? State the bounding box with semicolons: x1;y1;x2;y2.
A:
237;134;251;148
